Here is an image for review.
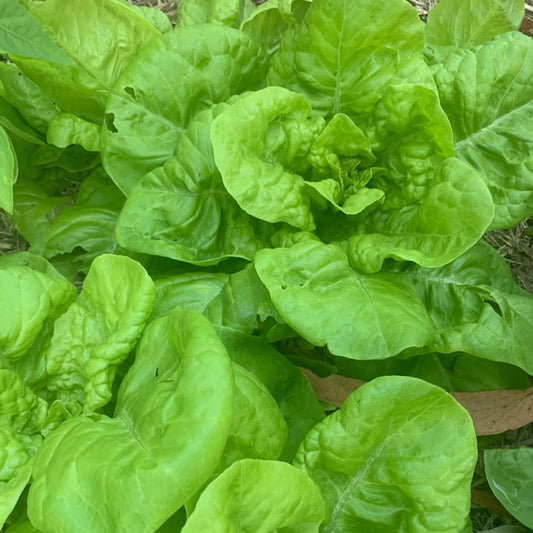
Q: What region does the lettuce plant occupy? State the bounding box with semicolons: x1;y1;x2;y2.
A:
0;0;532;531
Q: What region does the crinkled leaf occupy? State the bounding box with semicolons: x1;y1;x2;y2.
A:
211;86;324;231
182;459;325;533
433;32;533;228
0;370;49;526
268;0;432;121
485;448;533;529
425;0;524;52
254;240;434;360
0;125;18;214
116;106;265;264
101;24;268;193
347;157;494;272
46;113;100;152
28;308;234;533
44;255;155;411
294;376;477;533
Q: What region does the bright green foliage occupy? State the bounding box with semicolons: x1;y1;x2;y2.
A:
7;0;161;122
182;459;325;532
115;105;266;264
0;126;17;214
294;376;477;532
425;0;524;51
268;0;431;119
46;113;100;152
25;169;125;274
0;0;73;65
212;87;325;231
346;157;493;272
432;32;533;228
0;63;59;135
27;308;234;533
0;0;532;530
0;370;46;526
398;242;533;373
218;330;324;462
101;24;268;194
222;363;287;467
255;239;435;360
44;254;155;411
0;263;76;364
177;0;255;28
485;448;533;529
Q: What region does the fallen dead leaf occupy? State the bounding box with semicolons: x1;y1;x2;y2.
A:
299;367;533;436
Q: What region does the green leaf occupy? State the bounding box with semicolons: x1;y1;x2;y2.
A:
485;448;533;529
152;264;271;334
101;24;268;194
0;0;73;64
268;0;432;120
216;329;324;462
241;0;312;55
182;459;325;533
46;113;100;152
294;376;477;532
3;520;41;533
0;369;49;526
115;106;266;264
425;0;524;51
211;86;325;231
0;62;60;135
17;169;125;274
12;181;70;250
223;363;287;466
187;363;288;511
394;242;533;374
346;157;494;272
432;32;533;228
0;264;76;365
177;0;255;28
28;308;234;533
44;255;155;411
0;462;33;529
335;352;531;393
0;96;45;145
0;125;18;214
254;240;434;360
11;0;161;122
119;0;172;33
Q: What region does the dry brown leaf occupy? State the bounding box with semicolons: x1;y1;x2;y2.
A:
299;368;533;436
454;387;533;436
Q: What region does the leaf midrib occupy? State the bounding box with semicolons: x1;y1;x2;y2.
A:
322;394;446;532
